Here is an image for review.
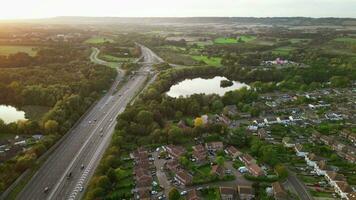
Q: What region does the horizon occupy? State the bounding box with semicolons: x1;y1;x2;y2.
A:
1;0;356;20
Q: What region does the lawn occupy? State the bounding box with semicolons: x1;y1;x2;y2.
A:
272;46;296;56
84;37;114;44
333;37;356;44
214;37;237;44
101;54;135;63
214;36;256;44
0;45;37;56
189;40;214;47
309;190;334;198
289;38;311;44
201;188;221;200
191;55;222;67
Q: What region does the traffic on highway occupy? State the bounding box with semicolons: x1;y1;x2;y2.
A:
16;44;163;200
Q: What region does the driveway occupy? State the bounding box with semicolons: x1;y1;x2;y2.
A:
152;151;171;196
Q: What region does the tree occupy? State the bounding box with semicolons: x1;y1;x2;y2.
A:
275;164;288;179
168;187;181;200
136;110;154;125
44;120;59;134
107;168;117;183
194;117;204;127
216;156;225;166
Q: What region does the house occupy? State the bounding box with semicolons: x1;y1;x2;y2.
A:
201;115;209;125
166;159;180;173
219;187;236;200
211;165;224;177
332;141;346;152
294;144;308;157
136;174;152;187
247;163;264;177
334;181;353;199
187;189;200;200
348;134;356;144
205;142;224;152
226;146;242;159
136;188;151;200
224;105;238;116
166;145;186;159
237;184;255;200
175;170;192;186
178;120;189;130
344;152;356;163
325;171;346;186
320;135;334;146
192;144;207;163
239;154;256;166
264;117;278;125
340;130;351;139
311;132;321;141
213;114;231;125
272;182;288;200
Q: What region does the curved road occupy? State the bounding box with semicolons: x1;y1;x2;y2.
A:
16;44;163;200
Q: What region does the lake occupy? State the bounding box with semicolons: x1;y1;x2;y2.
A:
166;76;249;98
0;105;27;124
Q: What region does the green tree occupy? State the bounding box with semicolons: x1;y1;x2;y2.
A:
168;187;181;200
216;156;225;166
44;120;59;134
275;164;288;179
136;110;154;125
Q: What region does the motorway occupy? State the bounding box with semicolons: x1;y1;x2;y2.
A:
286;170;314;200
16;44;162;200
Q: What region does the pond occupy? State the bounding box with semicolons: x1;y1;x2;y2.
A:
0;105;27;124
166;76;249;98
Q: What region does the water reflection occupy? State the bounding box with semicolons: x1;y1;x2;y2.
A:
0;105;26;124
167;76;249;98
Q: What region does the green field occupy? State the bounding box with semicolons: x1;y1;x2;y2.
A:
289;38;311;44
101;54;135;63
0;45;37;56
272;46;296;55
191;55;222;66
334;37;356;44
189;40;214;47
214;35;256;44
84;37;114;44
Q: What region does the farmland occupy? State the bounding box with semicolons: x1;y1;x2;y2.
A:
214;35;256;44
0;45;37;56
272;46;296;55
84;36;114;44
191;55;222;66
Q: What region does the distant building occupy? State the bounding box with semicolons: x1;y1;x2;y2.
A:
205;141;224;152
226;146;242;159
237;184;255;200
187;189;200;200
272;182;288;200
175;170;192;186
219;187;236;200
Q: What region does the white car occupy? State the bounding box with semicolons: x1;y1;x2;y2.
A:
180;191;188;195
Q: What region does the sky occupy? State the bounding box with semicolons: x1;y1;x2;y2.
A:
1;0;356;19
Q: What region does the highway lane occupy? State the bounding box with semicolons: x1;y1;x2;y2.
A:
287;170;314;200
16;44;162;200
